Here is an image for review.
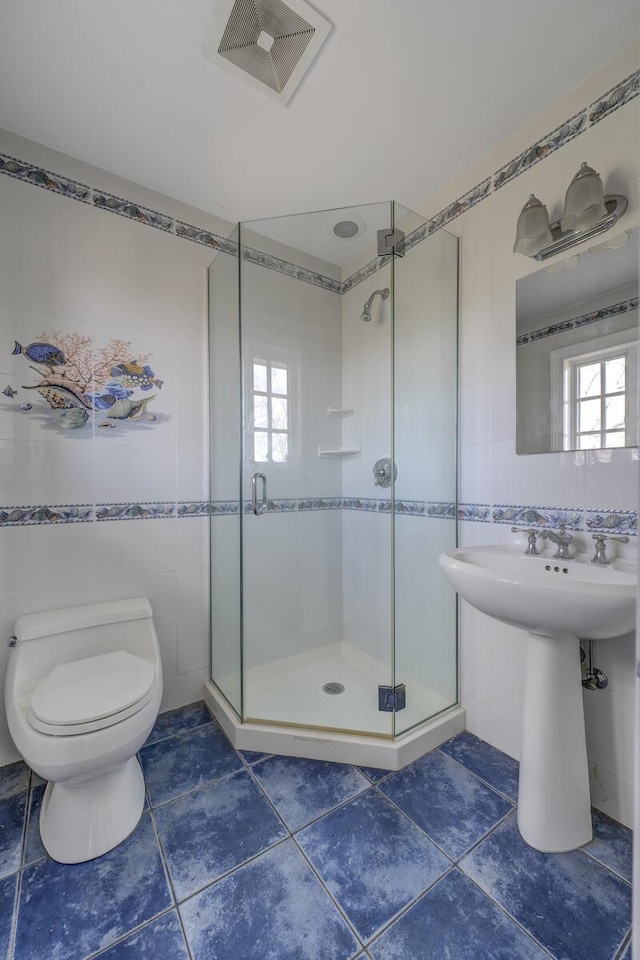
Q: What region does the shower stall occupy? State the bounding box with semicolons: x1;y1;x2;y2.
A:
206;200;462;767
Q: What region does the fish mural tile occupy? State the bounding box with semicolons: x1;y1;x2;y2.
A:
492;504;583;529
493;110;588;191
8;332;166;435
95;502;176;521
589;68;640;125
92;191;173;232
0;153;91;202
586;509;637;536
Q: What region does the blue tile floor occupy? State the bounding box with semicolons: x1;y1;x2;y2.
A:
0;706;632;960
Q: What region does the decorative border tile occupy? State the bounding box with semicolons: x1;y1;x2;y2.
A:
341;497;378;512
429;178;492;230
209;500;240;516
297;497;341;511
458;503;491;522
93;191;173;232
493;111;587;192
492;505;583;529
95;502;176;521
0;504;94;527
426;502;457;520
589;69;640;126
394;499;426;516
517;296;639;345
0;153;91;203
342;256;391;294
586;510;637;536
1;63;637;298
178;501;213;518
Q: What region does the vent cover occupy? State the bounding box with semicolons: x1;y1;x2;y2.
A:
204;0;332;104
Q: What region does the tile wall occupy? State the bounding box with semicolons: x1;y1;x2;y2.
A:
0;129;234;764
413;46;640;825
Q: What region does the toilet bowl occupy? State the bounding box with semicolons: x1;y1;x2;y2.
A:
5;597;162;864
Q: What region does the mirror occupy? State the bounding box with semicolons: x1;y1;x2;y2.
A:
516;227;639;454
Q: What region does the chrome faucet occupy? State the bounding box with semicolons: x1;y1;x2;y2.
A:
541;524;575;560
591;533;629;565
511;527;540;556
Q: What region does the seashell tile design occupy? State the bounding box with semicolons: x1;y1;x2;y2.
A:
588;68;640;125
517;296;639;345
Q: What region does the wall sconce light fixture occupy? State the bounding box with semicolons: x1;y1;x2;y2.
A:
513;162;627;261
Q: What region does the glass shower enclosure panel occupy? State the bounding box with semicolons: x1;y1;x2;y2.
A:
239;204;395;735
391;205;459;736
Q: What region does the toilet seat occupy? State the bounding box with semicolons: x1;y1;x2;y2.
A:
28;650;155;737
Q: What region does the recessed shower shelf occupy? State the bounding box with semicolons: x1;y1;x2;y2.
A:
317;446;361;459
327;406;353;417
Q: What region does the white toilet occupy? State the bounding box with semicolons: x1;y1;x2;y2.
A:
5;597;163;864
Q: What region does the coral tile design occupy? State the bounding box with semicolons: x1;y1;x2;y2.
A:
589;68;640;125
380;750;513;860
14;815;173;960
369;868;549;960
516;296;639;345
493;110;587;190
460;813;632;960
179;839;359;960
6;331;166;435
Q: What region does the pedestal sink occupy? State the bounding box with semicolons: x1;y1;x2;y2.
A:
439;544;636;853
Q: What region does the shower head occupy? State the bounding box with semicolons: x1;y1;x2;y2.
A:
360;288;390;322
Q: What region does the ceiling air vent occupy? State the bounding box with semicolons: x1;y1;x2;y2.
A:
204;0;332;104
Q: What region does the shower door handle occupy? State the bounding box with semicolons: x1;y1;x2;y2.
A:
252;473;267;515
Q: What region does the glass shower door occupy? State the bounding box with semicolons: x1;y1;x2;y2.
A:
238;204;395;735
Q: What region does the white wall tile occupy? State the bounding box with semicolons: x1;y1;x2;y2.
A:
490;647;525;721
156;622;178;679
177;668;209;707
177;619;210;674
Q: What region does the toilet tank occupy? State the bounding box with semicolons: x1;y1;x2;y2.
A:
8;598;160;694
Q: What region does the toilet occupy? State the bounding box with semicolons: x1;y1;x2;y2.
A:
5;597;163;864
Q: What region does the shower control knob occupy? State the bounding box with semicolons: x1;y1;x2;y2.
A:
372;457;397;488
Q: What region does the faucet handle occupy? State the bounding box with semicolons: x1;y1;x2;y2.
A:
511;527;540;555
591;533;629;565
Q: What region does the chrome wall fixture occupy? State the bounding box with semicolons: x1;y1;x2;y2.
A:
513;162;628;261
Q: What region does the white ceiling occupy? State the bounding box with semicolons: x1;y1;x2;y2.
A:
0;1;637;225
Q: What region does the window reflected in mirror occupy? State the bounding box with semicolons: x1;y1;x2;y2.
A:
516;227;639;454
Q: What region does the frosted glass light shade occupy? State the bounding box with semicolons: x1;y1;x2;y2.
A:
513;194;553;256
561;162;607;232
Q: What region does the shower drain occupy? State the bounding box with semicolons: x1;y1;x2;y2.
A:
322;682;345;695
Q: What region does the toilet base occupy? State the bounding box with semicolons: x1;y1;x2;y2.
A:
40;755;146;864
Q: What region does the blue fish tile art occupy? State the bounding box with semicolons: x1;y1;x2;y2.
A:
9;332;166;435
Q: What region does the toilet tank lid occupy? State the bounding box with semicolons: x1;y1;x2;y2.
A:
14;598;153;643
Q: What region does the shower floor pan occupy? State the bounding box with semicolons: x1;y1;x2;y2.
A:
204;642;465;770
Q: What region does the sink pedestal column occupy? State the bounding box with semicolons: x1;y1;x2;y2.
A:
518;632;592;852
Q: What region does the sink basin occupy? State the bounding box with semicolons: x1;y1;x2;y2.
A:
439;544;636;639
440;543;637;854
